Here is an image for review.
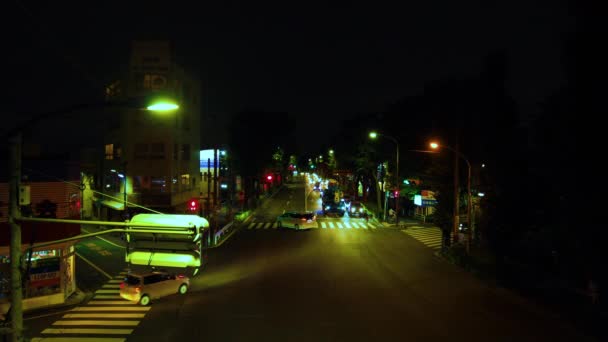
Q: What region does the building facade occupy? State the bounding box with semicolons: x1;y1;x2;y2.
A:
0;162;80;314
98;41;202;216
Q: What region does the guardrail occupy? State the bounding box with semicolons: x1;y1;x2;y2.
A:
214;222;234;245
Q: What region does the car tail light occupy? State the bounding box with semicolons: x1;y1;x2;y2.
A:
301;218;307;221
178;274;185;279
120;282;125;289
134;286;142;293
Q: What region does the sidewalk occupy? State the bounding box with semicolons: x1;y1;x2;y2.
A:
19;288;93;320
379;217;439;229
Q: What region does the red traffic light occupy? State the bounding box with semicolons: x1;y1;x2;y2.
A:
188;199;199;211
394;191;399;197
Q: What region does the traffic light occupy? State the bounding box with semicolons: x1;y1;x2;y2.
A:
394;191;399;198
266;174;273;182
188;198;199;212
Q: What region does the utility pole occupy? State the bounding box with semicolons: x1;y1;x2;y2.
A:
453;142;460;245
395;142;400;225
122;161;128;220
9;132;24;342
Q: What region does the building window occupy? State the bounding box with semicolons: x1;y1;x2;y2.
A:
150;177;167;192
143;74;167;90
142;56;160;63
105;81;122;101
181;144;190;161
150;143;165;159
105;144;114;160
134;143;149;159
181;174;190;186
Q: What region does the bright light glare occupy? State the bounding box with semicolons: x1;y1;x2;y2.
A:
147;102;179;111
117;173;125;178
369;132;378;139
429;142;439;149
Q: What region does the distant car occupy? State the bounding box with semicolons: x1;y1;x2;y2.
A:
347;202;368;218
323;202;346;217
277;212;317;230
120;271;190;306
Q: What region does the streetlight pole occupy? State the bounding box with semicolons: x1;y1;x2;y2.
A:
430;142;472;252
122;162;128;220
369;132;400;225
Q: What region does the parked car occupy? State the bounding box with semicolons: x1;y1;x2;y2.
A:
120;271;189;306
277;211;317;230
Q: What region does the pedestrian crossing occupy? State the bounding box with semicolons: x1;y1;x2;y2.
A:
31;270;149;342
245;220;379;230
401;226;443;250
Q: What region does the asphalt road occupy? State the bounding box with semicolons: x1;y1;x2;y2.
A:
24;180;595;341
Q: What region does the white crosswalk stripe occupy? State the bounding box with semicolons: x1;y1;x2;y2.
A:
32;275;152;341
245;221;379;231
402;227;443;250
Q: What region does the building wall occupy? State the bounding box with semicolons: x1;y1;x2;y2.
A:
0;181;81;223
101;40;201;213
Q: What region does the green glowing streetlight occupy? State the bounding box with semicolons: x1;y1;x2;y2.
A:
146;101;179;112
369;132;378;139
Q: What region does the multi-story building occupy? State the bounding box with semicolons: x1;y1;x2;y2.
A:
97;41;201;217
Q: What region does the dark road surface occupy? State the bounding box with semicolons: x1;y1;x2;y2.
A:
24;180;595;342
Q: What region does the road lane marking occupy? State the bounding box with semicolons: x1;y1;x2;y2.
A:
108;279;122;284
320;222;327;228
336;223;344;229
272;222;278;229
72;307;150;312
76;252;112;280
248;222;256;229
63;313;146;319
81;227;126;249
102;284;120;289
95;289;120;294
118;271;126;275
113;276;125;279
53;320;140;326
87;301;134;305
264;223;272;229
328;222;335;229
42;328;134;335
93;295;122;299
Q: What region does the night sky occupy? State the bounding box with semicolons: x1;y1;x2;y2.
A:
6;0;574;151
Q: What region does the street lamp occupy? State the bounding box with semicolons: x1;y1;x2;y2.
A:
5;98;177;342
429;141;472;251
369;131;400;225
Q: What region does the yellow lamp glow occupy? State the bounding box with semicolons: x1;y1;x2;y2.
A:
147;101;179;112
